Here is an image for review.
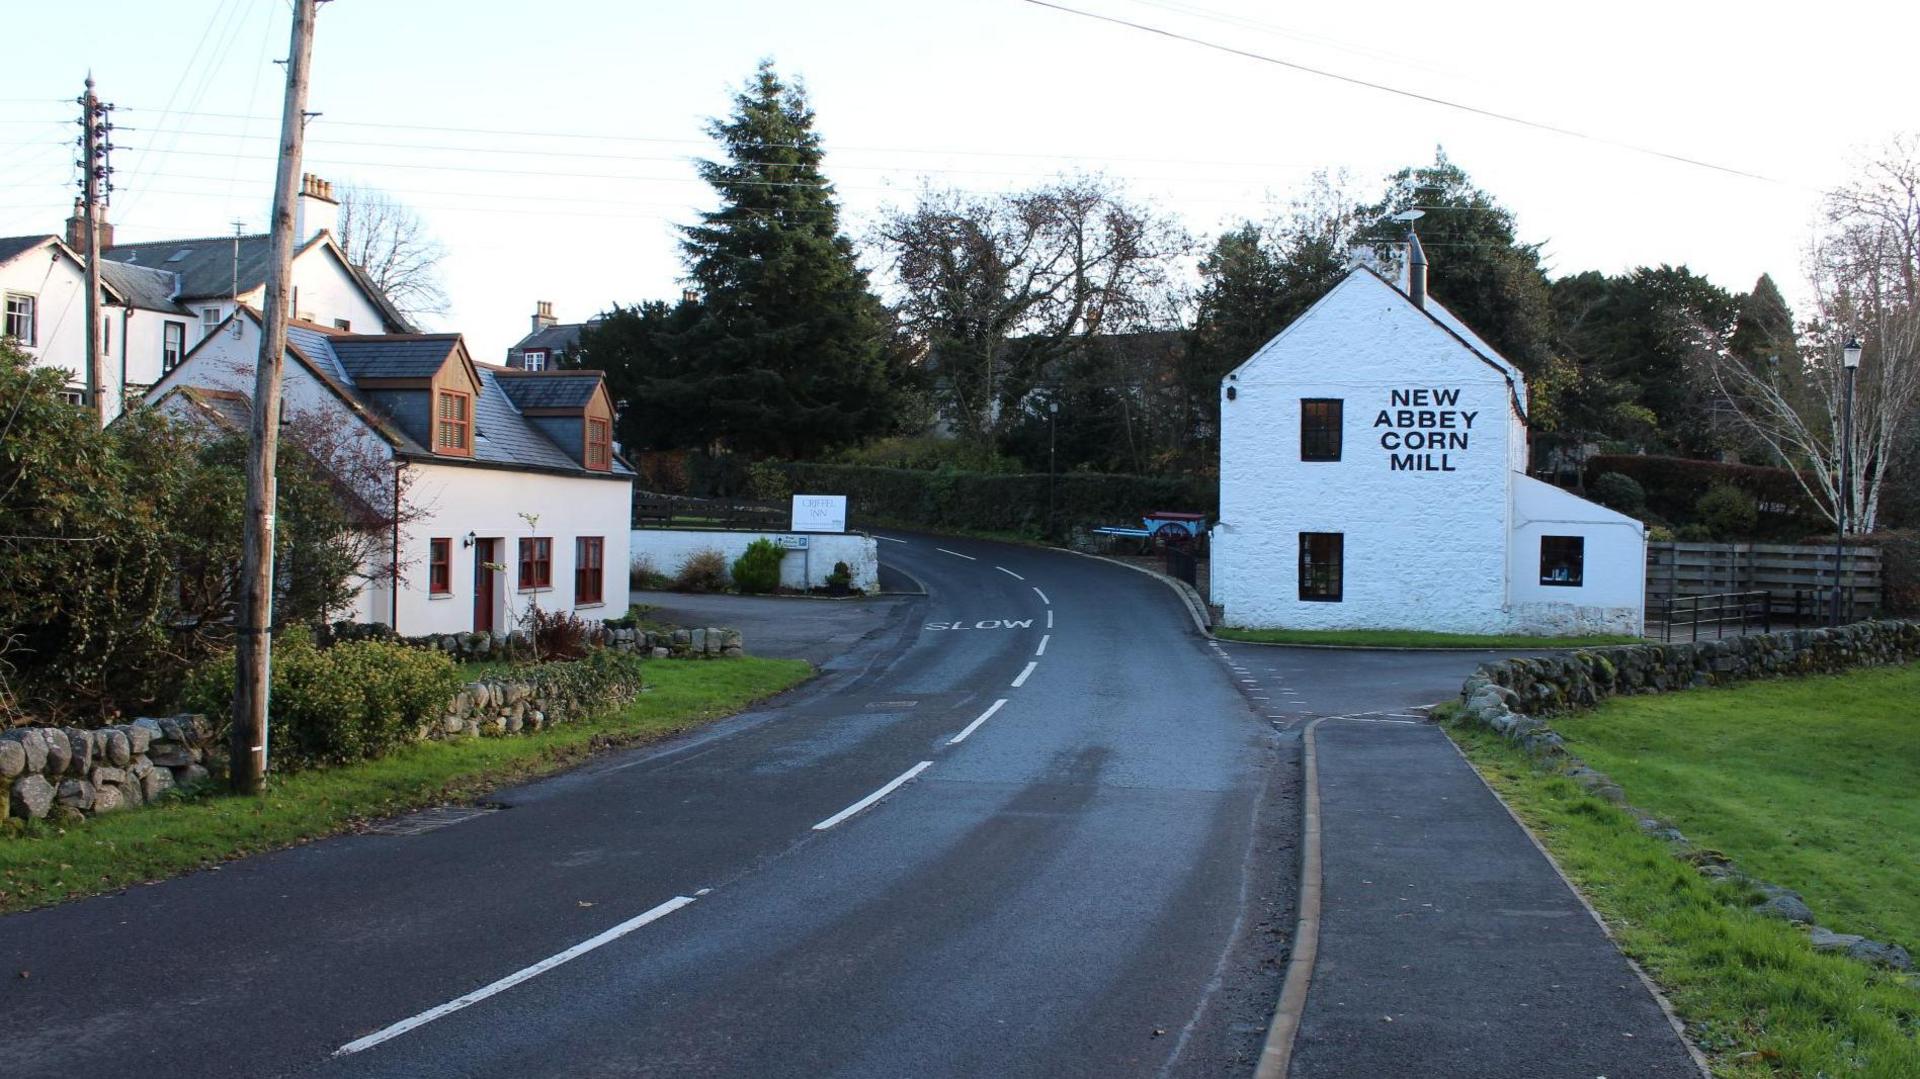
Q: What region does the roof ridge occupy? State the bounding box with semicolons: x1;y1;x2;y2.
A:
107;233;268;250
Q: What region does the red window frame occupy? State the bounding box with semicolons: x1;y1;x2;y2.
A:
575;536;604;604
429;537;452;595
436;390;471;454
518;537;552;589
586;418;611;471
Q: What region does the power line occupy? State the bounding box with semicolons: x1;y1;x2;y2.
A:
1020;0;1781;184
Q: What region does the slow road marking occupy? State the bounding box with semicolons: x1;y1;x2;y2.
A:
1035;634;1050;656
948;699;1007;745
813;761;934;831
996;565;1025;580
1032;586;1051;605
936;547;976;561
334;894;699;1056
1011;661;1038;688
1045;609;1054;629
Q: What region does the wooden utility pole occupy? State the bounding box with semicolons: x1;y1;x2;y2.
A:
232;0;318;794
77;76;111;426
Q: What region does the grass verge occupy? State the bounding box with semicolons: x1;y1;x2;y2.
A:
0;656;811;915
1555;663;1920;954
1215;626;1644;649
1444;708;1920;1077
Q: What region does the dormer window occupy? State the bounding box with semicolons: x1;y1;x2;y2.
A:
586;417;611;471
436;390;471;455
523;349;547;371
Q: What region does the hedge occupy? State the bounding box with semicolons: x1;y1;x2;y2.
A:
1584;454;1823;538
774;462;1214;536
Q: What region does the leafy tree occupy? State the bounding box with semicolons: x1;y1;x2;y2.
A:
1354;149;1555;377
675;60;897;458
573;299;708;452
1728;273;1797;369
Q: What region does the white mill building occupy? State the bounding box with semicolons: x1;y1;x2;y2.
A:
1211;235;1645;637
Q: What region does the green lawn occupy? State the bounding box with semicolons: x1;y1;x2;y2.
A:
1215;626;1644;649
1442;666;1920;1078
0;656;811;914
1555;663;1920;951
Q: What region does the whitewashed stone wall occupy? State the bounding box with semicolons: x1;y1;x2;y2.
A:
630;529;880;591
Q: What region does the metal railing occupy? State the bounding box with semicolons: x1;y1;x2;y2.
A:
1658;590;1771;642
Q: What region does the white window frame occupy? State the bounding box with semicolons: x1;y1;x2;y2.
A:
5;292;37;346
522;349;547;371
200;306;222;339
162;320;186;372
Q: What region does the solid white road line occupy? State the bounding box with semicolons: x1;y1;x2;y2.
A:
873;535;907;544
813;761;934;831
1045;609;1054;629
334;894;698;1057
1032;586;1050;605
1011;661;1038;688
996;565;1025;580
936;548;976;561
948;699;1008;745
1035;634;1050;656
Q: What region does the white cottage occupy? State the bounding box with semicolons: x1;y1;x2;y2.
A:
142;309;633;637
1212;251;1644;637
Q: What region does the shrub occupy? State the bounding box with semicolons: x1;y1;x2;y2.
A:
731;539;784;594
747;461;794;503
183;628;461;771
826;560;854;592
1588;472;1646;514
1697;483;1759;539
532;607;591;660
1584;454;1822;539
629;554;671;591
673;548;729;592
1676;523;1714;542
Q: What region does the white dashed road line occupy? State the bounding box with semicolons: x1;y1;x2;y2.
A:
936;548;976;561
873;535;907;544
813;761;935;831
948;699;1007;745
1035;634;1050;656
1011;661;1039;688
334;894;700;1056
1032;586;1050;605
1045;609;1054;629
996;566;1025;580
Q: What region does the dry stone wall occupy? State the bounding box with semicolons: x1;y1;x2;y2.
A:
325;621;744;661
1456;618;1920;972
2;716;213;824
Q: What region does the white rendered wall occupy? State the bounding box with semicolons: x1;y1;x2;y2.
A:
630;530;881;592
1213;271;1522;633
1507;473;1646;635
141;313;367;430
398;463;633;636
3;247;89;394
288;244;387;332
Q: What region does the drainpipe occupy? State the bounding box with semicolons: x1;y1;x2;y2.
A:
391;461;406;632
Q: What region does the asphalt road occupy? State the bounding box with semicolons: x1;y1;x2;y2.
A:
634;589;918;666
2;533;1304;1078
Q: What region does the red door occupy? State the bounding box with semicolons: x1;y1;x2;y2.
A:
473;538;496;632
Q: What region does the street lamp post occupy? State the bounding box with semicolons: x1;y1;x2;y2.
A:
1831;336;1863;627
1047;400;1059;540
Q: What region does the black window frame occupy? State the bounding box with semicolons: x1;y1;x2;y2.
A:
1539;535;1585;587
1300;398;1343;461
1298;531;1344;602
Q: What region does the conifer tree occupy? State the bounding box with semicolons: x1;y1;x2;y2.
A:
676;60;894;458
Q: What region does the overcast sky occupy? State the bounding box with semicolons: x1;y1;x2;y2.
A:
5;0;1913;361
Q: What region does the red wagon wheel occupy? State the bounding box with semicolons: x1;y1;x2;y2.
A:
1153;522;1193;552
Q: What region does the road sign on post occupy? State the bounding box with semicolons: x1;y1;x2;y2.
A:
791;494;847;533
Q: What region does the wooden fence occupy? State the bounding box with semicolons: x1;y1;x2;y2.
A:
1645;541;1882;620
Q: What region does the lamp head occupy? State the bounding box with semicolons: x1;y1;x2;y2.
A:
1843;337;1863;369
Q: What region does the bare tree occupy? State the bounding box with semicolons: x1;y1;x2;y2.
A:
874;174;1190;448
335;183;449;322
1707;137;1920;532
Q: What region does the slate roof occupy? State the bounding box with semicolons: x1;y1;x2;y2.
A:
262;314;627;479
330;336;459;381
0;234;54;265
514;323;589;353
492;371;601;410
103;233;416;332
99;260;191;314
